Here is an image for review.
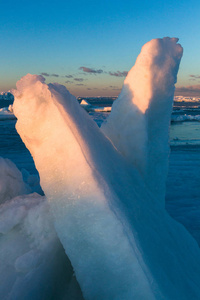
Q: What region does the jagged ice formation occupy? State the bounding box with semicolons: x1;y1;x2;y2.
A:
9;37;200;299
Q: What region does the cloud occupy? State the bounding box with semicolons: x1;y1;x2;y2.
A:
79;67;104;74
65;75;73;78
40;72;59;77
51;73;59;77
65;81;73;84
189;75;200;79
109;71;128;77
175;85;200;96
76;83;85;86
189;75;200;82
41;72;50;77
74;78;84;82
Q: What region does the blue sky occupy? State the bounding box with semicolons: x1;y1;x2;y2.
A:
1;0;200;96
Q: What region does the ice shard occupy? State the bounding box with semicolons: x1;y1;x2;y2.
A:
13;38;200;299
102;37;183;203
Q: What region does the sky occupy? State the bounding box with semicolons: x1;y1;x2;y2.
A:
1;0;200;97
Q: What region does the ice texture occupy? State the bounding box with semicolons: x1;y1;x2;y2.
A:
13;75;155;300
0;157;30;204
0;158;83;299
12;38;200;299
0;193;83;300
101;37;183;202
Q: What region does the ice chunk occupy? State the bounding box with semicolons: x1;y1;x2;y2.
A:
80;99;112;112
0;106;16;120
0;157;30;204
80;99;92;107
89;106;112;112
101;37;183;203
13;75;155;300
13;39;200;299
8;104;13;113
21;168;43;195
0;193;83;300
80;99;93;112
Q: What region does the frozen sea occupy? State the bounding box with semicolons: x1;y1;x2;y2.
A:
0;97;200;246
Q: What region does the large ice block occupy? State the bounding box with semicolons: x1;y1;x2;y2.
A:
13;38;200;300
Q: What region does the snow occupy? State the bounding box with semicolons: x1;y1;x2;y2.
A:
11;37;200;299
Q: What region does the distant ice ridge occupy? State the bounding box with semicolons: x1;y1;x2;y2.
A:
11;38;200;299
174;96;200;102
80;99;112;112
171;114;200;122
0;105;15;120
0;92;14;101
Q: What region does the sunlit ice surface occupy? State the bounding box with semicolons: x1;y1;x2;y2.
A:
1;37;200;299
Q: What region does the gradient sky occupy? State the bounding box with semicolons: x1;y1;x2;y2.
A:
1;0;200;97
